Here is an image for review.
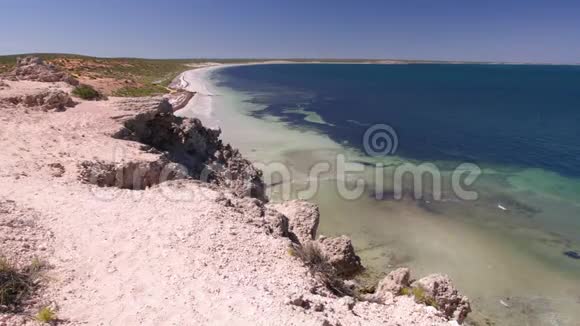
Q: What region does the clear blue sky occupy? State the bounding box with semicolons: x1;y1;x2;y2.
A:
1;0;579;63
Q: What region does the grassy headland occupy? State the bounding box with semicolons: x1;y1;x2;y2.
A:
0;54;196;96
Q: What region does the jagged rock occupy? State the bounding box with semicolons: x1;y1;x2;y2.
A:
232;196;266;220
374;267;411;301
4;90;75;111
216;193;289;237
263;209;290;237
112;97;266;200
269;200;320;244
4;56;79;85
78;158;189;190
26;90;75;111
412;274;471;324
209;147;266;201
317;235;363;277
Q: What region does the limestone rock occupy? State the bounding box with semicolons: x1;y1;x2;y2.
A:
26;90;75;111
78;158;189;190
263;209;290;238
218;193;289;237
374;267;411;301
317;235;363;277
5;56;79;85
269;200;320;244
4;90;75;111
412;274;471;324
112;97;266;200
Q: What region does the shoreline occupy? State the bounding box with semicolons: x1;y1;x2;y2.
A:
171;60;409;126
175;62;580;325
172;60;340;129
0;57;468;325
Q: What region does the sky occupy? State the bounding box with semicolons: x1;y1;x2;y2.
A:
1;0;579;63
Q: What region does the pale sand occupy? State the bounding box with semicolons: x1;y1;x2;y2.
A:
174;61;298;128
0;80;452;325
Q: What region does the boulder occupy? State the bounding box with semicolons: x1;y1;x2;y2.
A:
317;235;363;277
412;274;471;324
5;56;79;85
374;267;411;301
269;200;319;244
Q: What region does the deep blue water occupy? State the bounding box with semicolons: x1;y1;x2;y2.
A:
215;64;580;177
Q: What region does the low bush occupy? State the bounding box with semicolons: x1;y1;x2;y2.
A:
290;242;353;297
400;286;438;308
112;84;168;97
0;257;35;310
35;306;57;324
72;84;101;100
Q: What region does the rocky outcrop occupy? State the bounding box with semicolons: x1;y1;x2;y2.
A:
269;200;320;243
372;269;470;323
3;90;75;112
374;268;411;299
214;192;290;237
317;235;363;277
412;274;471;324
4;56;79;85
111;97;266;200
79;158;189;190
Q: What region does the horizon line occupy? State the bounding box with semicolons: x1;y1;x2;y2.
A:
0;52;578;66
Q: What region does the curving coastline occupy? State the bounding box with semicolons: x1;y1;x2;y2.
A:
175;62;580;326
0;57;470;325
171;62;473;324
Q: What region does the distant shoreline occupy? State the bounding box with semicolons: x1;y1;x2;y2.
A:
171;57;580;128
1;53;578;68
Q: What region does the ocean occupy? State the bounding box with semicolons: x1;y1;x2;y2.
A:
182;63;580;325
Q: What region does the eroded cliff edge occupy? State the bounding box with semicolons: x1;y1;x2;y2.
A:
0;57;469;325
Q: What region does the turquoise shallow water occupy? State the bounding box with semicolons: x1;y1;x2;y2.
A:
183;64;580;325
